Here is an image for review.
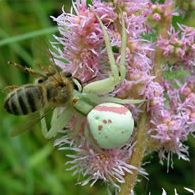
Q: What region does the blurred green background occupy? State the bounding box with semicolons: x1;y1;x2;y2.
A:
0;1;194;195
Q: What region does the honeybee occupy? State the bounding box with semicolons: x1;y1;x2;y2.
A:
4;64;82;116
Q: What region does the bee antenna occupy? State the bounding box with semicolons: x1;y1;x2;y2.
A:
48;49;60;72
8;61;47;78
8;61;26;72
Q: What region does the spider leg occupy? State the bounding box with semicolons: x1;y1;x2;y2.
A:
72;91;94;115
96;14;119;83
83;13;127;94
78;92;144;105
41;106;73;139
118;12;127;81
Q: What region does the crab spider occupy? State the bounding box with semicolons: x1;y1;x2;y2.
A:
41;13;141;139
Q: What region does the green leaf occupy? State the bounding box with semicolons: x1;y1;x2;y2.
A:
0;27;57;47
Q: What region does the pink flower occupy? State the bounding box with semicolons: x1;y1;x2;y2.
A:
116;0;150;15
147;0;177;28
55;138;145;189
157;25;195;69
51;0;117;82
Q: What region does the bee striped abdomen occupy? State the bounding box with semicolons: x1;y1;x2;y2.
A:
4;85;44;115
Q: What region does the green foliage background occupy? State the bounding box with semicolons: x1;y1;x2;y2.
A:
0;1;194;195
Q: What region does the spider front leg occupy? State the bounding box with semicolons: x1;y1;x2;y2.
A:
41;106;73;139
83;12;127;94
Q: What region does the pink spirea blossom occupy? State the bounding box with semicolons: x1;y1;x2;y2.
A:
157;25;195;70
51;1;117;82
55;137;144;189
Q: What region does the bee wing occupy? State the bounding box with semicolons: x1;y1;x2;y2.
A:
31;37;61;72
10;108;53;137
31;37;51;68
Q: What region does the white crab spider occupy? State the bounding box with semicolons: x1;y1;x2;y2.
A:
41;13;141;143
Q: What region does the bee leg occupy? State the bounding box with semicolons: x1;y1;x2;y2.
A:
4;85;19;92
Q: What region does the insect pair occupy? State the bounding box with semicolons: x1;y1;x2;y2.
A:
4;13;141;142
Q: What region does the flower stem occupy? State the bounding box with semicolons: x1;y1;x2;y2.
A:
119;108;148;195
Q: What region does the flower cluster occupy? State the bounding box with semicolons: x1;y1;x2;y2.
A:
147;0;176;26
51;0;195;192
157;25;195;70
55;137;139;189
51;0;117;82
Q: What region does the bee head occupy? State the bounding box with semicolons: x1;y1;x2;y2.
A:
61;71;83;92
61;71;72;78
